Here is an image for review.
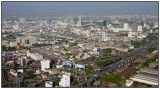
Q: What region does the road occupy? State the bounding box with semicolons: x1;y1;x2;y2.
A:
73;39;158;87
76;53;124;64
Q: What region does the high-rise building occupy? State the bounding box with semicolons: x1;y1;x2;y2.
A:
21;58;26;66
41;59;51;72
103;20;109;27
77;16;82;27
59;72;71;87
123;23;129;31
102;31;106;39
137;25;143;32
154;21;158;28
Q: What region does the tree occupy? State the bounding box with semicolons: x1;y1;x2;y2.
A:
85;64;94;75
100;72;125;86
96;60;113;67
23;71;37;79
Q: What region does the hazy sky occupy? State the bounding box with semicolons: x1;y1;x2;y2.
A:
2;2;158;17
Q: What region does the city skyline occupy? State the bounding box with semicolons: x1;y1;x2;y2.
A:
2;2;158;17
2;1;159;88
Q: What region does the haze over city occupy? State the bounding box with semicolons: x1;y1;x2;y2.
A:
2;2;158;17
2;1;159;88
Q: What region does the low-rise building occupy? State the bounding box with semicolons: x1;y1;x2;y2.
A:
10;69;18;76
9;42;17;47
75;64;85;69
128;32;138;38
16;36;37;47
27;51;43;61
140;68;158;75
125;79;133;87
149;62;158;68
131;68;158;86
2;40;10;47
131;73;158;86
45;81;54;87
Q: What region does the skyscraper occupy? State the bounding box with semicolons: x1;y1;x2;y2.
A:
103;20;109;27
123;23;129;31
77;16;82;27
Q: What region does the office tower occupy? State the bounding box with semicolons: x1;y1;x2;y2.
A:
77;16;82;26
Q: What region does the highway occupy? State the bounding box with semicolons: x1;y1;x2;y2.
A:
2;39;158;87
76;53;124;64
74;39;158;87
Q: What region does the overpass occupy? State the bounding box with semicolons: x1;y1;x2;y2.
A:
73;39;158;87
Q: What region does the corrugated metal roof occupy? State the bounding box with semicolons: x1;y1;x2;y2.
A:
140;68;158;75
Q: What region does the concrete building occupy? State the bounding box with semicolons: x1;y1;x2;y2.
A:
83;30;91;37
17;69;23;73
93;48;101;55
45;81;53;87
41;59;51;72
102;31;106;40
103;20;109;27
16;36;37;47
27;51;43;61
2;40;10;47
129;46;134;49
125;79;133;87
30;53;43;61
84;53;90;59
137;25;143;32
128;32;138;38
140;68;158;75
21;58;26;66
9;42;17;47
35;69;41;74
56;65;63;68
10;69;18;76
62;59;73;68
59;72;71;87
131;68;158;86
131;73;158;86
149;62;158;68
20;17;25;23
75;64;85;69
123;23;130;31
77;16;82;27
154;21;158;28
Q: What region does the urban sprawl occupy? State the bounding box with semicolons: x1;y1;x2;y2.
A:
2;15;159;87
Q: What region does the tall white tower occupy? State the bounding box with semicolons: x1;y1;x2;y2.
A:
77;16;81;27
123;23;129;31
137;25;143;32
41;59;51;72
154;21;158;28
59;72;71;87
102;31;106;39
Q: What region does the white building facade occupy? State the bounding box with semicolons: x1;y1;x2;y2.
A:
59;72;71;87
